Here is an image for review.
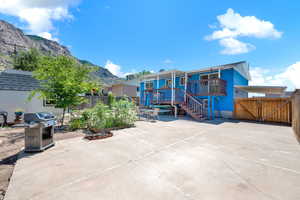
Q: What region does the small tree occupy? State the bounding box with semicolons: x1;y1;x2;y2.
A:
107;92;115;108
14;48;40;71
31;55;100;126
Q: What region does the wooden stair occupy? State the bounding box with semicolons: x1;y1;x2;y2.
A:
180;92;206;121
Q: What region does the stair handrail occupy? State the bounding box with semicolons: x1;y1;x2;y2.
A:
180;88;203;106
179;89;204;115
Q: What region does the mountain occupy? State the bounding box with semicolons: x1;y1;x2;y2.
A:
78;59;121;85
0;20;119;84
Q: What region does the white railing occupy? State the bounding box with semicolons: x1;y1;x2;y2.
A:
180;89;204;117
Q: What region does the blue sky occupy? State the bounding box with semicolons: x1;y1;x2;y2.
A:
0;0;299;89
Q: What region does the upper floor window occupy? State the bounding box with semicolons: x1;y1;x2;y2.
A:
145;81;153;89
200;73;219;80
180;77;185;86
209;73;219;79
201;75;209;80
166;79;172;88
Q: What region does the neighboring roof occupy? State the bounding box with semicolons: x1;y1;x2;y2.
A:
109;83;138;87
235;85;287;94
0;70;40;91
105;78;139;87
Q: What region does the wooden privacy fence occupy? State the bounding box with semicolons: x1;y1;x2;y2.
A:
234;97;292;124
76;96;140;110
292;90;300;141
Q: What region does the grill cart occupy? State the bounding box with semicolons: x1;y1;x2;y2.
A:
24;112;56;152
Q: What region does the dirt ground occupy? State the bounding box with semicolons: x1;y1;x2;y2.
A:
0;127;84;200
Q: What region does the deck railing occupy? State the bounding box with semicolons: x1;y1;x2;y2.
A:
152;88;184;104
141;78;226;105
187;78;226;96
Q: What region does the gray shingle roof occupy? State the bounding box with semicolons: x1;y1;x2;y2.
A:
0;72;40;91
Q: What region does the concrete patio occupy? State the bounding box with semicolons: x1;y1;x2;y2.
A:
4;118;300;200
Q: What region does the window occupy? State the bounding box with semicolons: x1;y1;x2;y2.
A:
166;79;172;88
209;73;219;79
200;73;219;80
43;99;55;107
180;77;185;86
145;81;153;89
200;75;209;80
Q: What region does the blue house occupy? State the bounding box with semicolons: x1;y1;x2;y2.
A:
139;61;250;120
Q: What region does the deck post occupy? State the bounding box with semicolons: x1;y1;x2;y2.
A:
156;74;159;104
171;71;177;118
184;72;187;102
171;72;174;105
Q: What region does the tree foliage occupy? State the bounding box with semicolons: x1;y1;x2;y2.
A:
13;48;40;71
31;55;100;125
126;70;152;80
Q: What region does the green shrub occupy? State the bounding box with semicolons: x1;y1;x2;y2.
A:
107;92;115;108
69;98;137;131
69;118;86;130
111;99;137;127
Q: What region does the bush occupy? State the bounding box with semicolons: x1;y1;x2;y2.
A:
70;98;137;132
69;118;86;130
111;99;137;127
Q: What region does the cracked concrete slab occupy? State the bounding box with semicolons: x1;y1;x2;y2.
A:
4;118;300;200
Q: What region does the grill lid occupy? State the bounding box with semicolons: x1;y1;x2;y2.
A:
24;112;56;124
37;112;55;120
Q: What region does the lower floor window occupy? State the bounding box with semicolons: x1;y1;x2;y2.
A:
43;99;55;107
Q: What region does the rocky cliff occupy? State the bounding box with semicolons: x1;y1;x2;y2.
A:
0;20;119;84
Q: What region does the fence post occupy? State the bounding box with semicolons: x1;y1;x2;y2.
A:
292;90;300;142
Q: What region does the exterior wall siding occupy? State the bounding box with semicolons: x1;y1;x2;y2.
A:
139;67;249;116
233;69;249;99
0;90;62;122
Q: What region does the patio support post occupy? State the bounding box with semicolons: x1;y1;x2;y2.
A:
171;71;177;118
184;72;187;102
171;72;174;105
174;72;176;104
157;74;159;104
143;82;146;105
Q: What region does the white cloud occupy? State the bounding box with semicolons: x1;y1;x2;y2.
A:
250;62;300;90
206;8;282;55
38;32;59;42
0;0;80;41
163;59;173;64
104;60;137;78
219;37;255;55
